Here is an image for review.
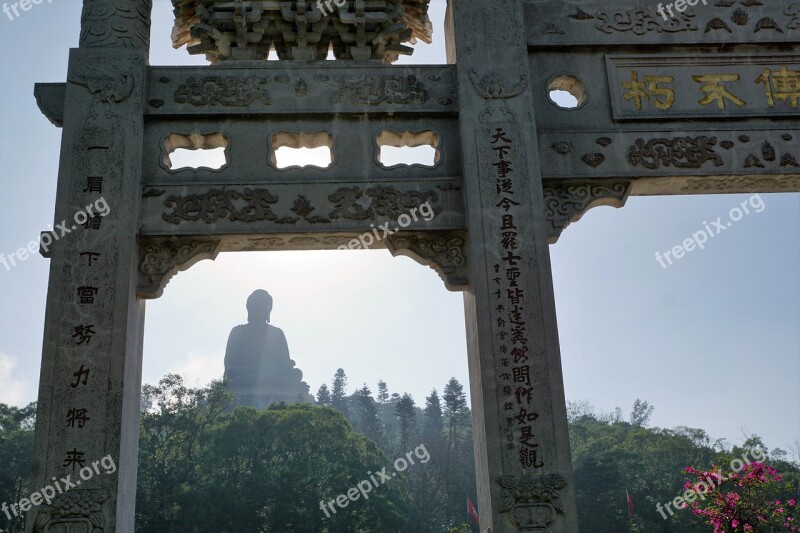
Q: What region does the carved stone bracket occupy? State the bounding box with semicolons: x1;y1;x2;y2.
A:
385;231;469;292
497;474;568;531
138;237;222;299
34;490;108;532
543;180;631;243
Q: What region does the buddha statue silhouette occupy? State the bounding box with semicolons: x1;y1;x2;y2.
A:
224;290;312;408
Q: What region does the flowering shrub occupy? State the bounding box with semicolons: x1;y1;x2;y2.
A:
683;461;798;532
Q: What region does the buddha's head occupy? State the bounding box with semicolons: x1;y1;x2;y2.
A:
246;290;273;323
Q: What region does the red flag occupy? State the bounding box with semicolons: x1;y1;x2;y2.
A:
626;489;634;519
467;497;479;525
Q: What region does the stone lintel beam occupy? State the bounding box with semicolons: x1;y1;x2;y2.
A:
146;64;457;116
137;231;469;298
540;130;800;196
139;181;465;236
525;1;800;48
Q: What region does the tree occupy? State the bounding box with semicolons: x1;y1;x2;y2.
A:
136;399;410;532
0;403;36;533
377;380;389;404
136;374;232;532
424;389;444;438
630;399;654;428
316;384;331;405
395;393;417;449
354;384;384;446
442;378;471;526
331;368;349;416
443;378;468;444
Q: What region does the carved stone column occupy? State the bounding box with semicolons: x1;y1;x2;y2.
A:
27;3;151;532
446;0;579;530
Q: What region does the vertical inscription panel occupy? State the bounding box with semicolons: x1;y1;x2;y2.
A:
475;124;552;475
448;0;579;531
27;48;147;533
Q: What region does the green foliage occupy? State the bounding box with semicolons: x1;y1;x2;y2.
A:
630;399;654;428
353;384;384;447
331;368;348;415
0;403;35;533
317;384;332;405
568;401;800;533
4;389;797;533
395;394;417;450
135;375;408;532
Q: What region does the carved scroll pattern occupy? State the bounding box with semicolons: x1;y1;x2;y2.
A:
627;136;723;169
543;181;631;243
160;187;442;226
138;237;222;299
564;3;796;37
385;232;468;292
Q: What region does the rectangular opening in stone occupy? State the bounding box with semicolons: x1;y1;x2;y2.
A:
271;131;334;169
163;132;229;171
377;130;440;168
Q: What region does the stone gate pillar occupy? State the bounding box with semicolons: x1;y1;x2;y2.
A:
26;2;151;532
446;1;579;531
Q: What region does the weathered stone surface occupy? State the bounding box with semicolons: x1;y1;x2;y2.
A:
27;47;147;533
446;0;579;530
145;64;457;115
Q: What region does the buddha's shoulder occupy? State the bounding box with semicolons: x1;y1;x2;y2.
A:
266;324;286;336
229;324;251;334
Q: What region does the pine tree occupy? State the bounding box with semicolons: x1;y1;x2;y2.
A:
394;393;417;449
355;384;383;445
316;384;331;405
377;380;389;404
424;389;444;438
442;378;468;523
331;368;348;416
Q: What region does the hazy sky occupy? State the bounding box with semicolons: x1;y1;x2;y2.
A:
0;0;798;454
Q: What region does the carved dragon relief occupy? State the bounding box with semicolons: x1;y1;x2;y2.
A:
543;181;631;243
138;237;222;299
385;231;469;292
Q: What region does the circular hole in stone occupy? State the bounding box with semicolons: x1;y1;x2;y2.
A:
547;75;587;110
